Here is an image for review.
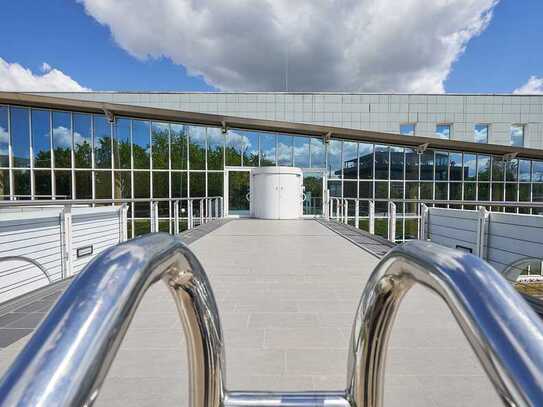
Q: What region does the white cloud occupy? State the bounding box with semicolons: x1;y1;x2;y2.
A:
80;0;497;92
514;76;543;95
0;57;90;92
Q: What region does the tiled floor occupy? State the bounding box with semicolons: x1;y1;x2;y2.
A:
0;219;499;406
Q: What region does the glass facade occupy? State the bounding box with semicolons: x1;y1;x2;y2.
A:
2;104;543;241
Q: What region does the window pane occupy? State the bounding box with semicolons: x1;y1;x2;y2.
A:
134;171;150;218
374;145;389;180
449;153;462;181
344;180;357;198
114;171;131;199
243;131;259;167
435;151;449;181
478;183;490;201
172;172;187;198
95;171;111;199
510;125;524;147
342;141;358;179
390;182;403;199
420;182;433;199
208;172;224;197
450;183;462;200
0;106;8;167
73;113;92;168
405;148;418;180
400;123;415;136
90;116;110;169
420;150;434;181
207;128;224;170
293;136;309;168
463;154;477;181
519;159;531;182
506;159;518;182
171;124;187;170
310;138;325;168
390;147;404;180
358;143;373;179
32;109;51;168
55;170;71;199
13;169;30;196
436;124;450;140
464;182;476;200
132;120;150;169
152;171;169;198
491;156;504;182
75;171;92;199
260;133;276;166
188;126;206;170
151;122;169;170
533;161;543;182
474;124;488;144
52;111;71;168
328;180;342;197
375;181;388;199
114;118;131;169
478;155;490;181
189;172;205;197
277;135;293;166
225;129;242;166
34;170;51;198
506;183;518;202
492;183;504;201
435;183;447;200
359;181;372;199
327;140;342;178
11;107;30;167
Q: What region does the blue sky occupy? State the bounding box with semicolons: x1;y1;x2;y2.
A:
0;0;541;93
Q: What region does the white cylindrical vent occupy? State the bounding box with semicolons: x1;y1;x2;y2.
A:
251;167;303;219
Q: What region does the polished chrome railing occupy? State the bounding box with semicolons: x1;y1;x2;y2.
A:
1;237;543;406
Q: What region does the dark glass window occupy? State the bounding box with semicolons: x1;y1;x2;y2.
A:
390;182;404;199
188;126;206;170
474;124;488;144
243;131;259;167
172;172;188;198
34;170;51;198
506;183;518;202
93;116;111;169
114;118;131;169
519;160;531;182
225;129;242;166
152;171;169;198
95;171;112;199
420;150;434;181
32;109;51;168
293;137;309;168
374;145;389;180
435;151;449;181
491;157;505;182
436;124;451;140
11;107;30;167
478;155;490;181
343;180;357;198
478;183;490;201
13;170;30;196
207;172;223;197
260;133;276;166
390;147;404;180
358;143;373;179
151;122;170;170
342;141;358;180
277;135;293;166
449;153;462;181
207;128;224;170
114;171;131;199
420;182;433;199
328;180;342;197
519;184;530;202
132;120;150;169
463;154;476;181
73;113;92;168
189;172;205;197
359;181;372;198
464;183;476;201
310;138;325;168
435;183;448;200
52;111;71;168
55;170;72;199
450;183;462;200
405;149;418;180
532;161;543;182
406;182;418;200
170;124;187;170
506;159;518;182
327;140;342;178
75;171;92;199
492;183;504;201
0;106;8;167
133;171;150;218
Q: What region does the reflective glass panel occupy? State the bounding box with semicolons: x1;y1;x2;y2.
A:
344;180;357;198
510;125;524;147
492;183;504;201
171;124;187;170
207;172;223;197
519;159;531;182
342;141;358;179
32;109;51;168
188;126;206;170
474;124;488;144
243;131;259;167
435;151;449;181
358;143;373;179
277;135;293;166
464;183;476;201
449;153;462;181
152;171;169;198
189;172;205;197
225;129;242;166
506;159;519;182
114;171;131;199
359;181;372;198
420;182;433;199
491;157;505;182
73;113;92;168
11;107;30;167
93;116;111;169
0;106;8;167
463;154;476;181
532;161;543;182
400;123;415;136
405;149;418;180
260;133;276;166
310;138;325;168
172;172;187;198
450;183;462;200
75;171;92;198
390;147;404;180
328;180;342;197
13;170;30;196
478;155;491;181
478;183;490;201
55;170;71;199
132;120;150;169
52;111;71;168
293;136;309;168
34;170;51;198
207;128;224;170
436;124;451;140
374;145;389;180
327;140;342;179
420;150;434;181
435;183;448;200
95;171;112;199
114;118;131;169
133;171;150;218
151;122;169;170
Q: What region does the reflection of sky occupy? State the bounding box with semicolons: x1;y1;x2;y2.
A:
52;126;87;148
400;124;415;136
510;125;524;146
0;127;8;155
436;124;450;139
474;124;488;143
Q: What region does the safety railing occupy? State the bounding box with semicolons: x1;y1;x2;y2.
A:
1;237;543;406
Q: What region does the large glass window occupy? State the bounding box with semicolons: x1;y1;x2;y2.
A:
519;159;531;182
34;170;51;197
171;172;187;198
463;154;477;181
114;118;131;169
327;140;342;179
420;150;434;181
170;124;187;170
73;113;92;168
449;153;462;181
436;124;451;140
506;159;519;182
132;120;150;169
32;109;51;168
477;155;491;181
225;129;242;166
405;149;418;180
374;145;389;180
52;111;72;168
400;123;415;136
293;136;309;168
474;124;488;144
390;147;404;180
152;171;169;198
95;171;111;199
260;133;276;166
55;170;71;198
0;106;8;168
94;115;111;169
189;172;205;197
510;125;524;147
13;170;30;196
11;107;30;168
188;126;206;170
342;141;358;179
75;171;92;198
435;151;449;181
207;128;224;170
277;135;293;166
310;138;325;168
151;122;170;170
358;143;373;179
243;131;259;167
492;157;505;182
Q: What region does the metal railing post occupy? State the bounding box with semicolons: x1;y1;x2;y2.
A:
60;204;73;278
119;204;128;242
215;198;219;219
200;199;204;225
344;200;349;224
369;200;375;234
174;200;180;235
151;201;159;233
476;206;489;259
418;203;429;240
355;200;360;228
387;201;396;242
188;199;193;230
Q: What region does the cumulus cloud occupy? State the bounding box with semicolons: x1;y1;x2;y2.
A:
80;0;497;92
514;76;543;94
0;57;90;92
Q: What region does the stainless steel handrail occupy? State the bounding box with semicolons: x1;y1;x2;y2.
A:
2;238;543;406
347;240;543;407
0;233;226;407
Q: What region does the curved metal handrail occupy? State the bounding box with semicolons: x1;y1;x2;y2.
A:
346;240;543;407
0;233;225;407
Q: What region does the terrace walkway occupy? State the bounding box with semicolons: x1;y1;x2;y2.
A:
0;219;499;406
